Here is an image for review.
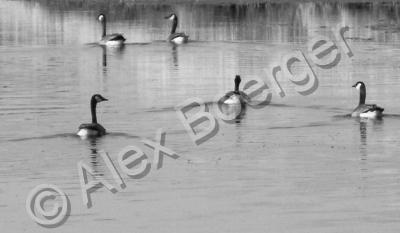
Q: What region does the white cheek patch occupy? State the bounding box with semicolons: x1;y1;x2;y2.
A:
356;83;361;90
98;15;104;21
169;15;175;20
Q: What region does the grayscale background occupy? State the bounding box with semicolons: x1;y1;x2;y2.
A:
1;0;400;232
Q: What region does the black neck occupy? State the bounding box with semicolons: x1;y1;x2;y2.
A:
102;19;106;38
234;76;240;93
171;18;177;34
359;85;366;105
90;98;98;124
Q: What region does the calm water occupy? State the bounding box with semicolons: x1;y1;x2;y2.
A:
2;0;400;232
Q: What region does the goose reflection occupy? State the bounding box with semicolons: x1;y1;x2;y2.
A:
357;118;384;158
357;117;384;190
357;118;369;194
172;45;178;68
358;118;368;159
101;45;107;67
100;44;126;68
88;138;104;177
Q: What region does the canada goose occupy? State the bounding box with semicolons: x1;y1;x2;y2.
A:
165;13;189;44
98;14;126;46
351;81;384;118
77;94;108;137
221;75;250;105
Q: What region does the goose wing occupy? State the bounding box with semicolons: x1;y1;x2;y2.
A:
360;104;384;113
103;33;126;41
169;33;189;40
353;104;384;115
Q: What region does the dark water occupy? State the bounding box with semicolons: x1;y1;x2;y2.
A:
2;0;400;232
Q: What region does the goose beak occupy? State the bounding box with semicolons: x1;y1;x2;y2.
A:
164;16;170;19
103;98;108;101
352;84;356;88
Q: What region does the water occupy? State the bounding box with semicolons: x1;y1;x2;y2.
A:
2;0;400;232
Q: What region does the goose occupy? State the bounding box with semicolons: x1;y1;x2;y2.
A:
77;94;108;137
351;81;384;118
221;75;250;105
165;13;189;44
98;14;126;46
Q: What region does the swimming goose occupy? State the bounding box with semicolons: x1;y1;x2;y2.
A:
98;14;126;46
351;81;384;118
77;94;108;137
165;13;189;44
221;75;250;105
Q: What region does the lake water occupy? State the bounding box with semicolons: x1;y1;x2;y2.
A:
2;0;400;232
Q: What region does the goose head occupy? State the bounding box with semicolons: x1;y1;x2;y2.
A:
92;94;108;103
165;13;177;21
98;14;105;22
352;81;365;91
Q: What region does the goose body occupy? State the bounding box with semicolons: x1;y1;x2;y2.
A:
98;14;126;46
351;81;384;118
77;94;108;138
77;124;106;137
100;34;126;46
165;14;188;44
169;33;189;45
220;75;250;106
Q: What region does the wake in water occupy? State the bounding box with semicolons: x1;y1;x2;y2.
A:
7;132;139;142
333;113;400;119
85;42;151;47
268;121;333;130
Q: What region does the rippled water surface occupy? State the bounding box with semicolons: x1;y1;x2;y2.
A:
2;0;400;232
